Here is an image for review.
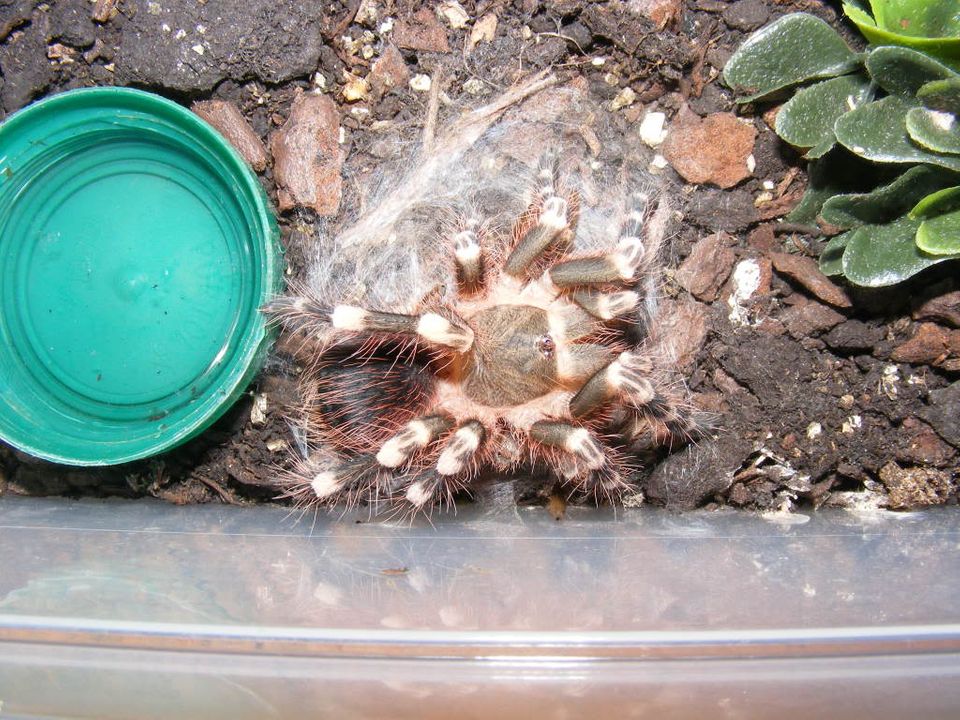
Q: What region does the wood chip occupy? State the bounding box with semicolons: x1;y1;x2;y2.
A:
192;100;269;172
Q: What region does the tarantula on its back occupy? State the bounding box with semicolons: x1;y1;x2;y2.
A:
266;151;701;515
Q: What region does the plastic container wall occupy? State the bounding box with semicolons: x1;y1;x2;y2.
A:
1;497;959;718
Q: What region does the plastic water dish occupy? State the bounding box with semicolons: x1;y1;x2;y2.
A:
0;87;282;465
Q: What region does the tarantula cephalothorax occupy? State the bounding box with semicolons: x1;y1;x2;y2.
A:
266;152;699;514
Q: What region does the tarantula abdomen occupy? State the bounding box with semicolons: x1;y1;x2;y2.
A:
266;153;701;515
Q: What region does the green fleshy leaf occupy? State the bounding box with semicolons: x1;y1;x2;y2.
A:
865;46;960;97
841;215;953;286
911;184;960;254
723;13;860;102
787;152;895;224
819;230;854;276
774;75;873;158
917;210;960;254
821;166;958;229
917;78;960;113
906;107;960;154
910;184;960;217
864;0;960;39
844;3;960;67
834;95;960;170
786;158;839;224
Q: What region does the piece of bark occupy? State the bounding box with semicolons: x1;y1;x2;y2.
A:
270;93;343;216
192;100;269;172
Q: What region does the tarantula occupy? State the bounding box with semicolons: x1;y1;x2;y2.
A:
265;152;699;514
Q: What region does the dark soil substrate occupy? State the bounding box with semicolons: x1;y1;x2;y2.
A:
1;0;957;515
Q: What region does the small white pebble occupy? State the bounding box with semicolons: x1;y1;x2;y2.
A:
841;415;863;434
379;17;394;33
603;72;620;86
196;24;206;34
191;44;204;55
250;394;268;426
639;111;668;147
610;86;636;111
342;75;370;102
762;179;775;190
338;127;347;144
727;259;762;326
355;0;378;26
409;74;432;92
463;77;486;95
806;422;822;440
650;154;668;169
591;56;607;66
746;154;756;174
437;0;470;29
520;25;533;40
265;438;286;453
174;28;186;39
161;23;171;32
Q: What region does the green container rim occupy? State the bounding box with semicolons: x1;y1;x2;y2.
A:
0;87;283;465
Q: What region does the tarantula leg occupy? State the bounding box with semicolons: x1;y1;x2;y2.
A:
261;295;330;335
330;305;474;352
436;420;486;476
308;457;377;501
504;196;572;277
557;343;615;384
548;192;656;289
533;149;560;200
548;234;645;288
530;421;605;470
569;352;656;419
571;289;640;321
452;224;484;293
375;414;455;469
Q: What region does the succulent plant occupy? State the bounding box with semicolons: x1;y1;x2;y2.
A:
724;3;960;288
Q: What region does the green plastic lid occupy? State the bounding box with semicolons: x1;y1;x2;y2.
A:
0;87;282;465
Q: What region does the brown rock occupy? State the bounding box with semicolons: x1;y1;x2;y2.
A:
878;462;953;509
661;109;756;188
270;93;342;216
368;44;409;96
654;298;709;371
891;322;960;365
467;13;498;53
393;8;450;53
746;223;776;253
92;0;117;23
770;252;852;308
629;0;682;29
780;300;845;339
913;288;960;328
675;232;736;302
897;418;957;468
192;100;269;173
712;368;743;397
757;189;804;220
920;382;960;449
